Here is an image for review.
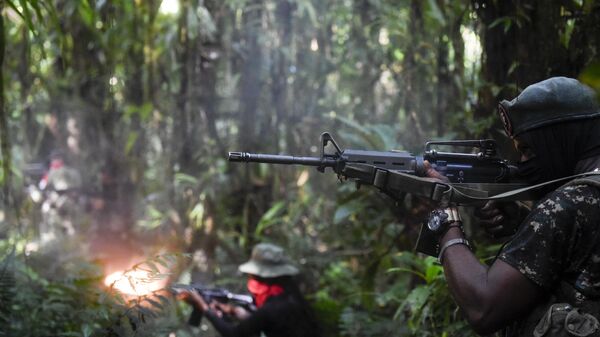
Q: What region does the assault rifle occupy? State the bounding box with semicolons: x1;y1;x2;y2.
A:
228;132;534;205
172;284;255;326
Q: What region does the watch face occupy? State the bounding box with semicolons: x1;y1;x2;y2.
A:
428;214;442;231
427;210;449;233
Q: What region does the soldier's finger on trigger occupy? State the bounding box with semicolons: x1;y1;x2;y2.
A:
479;214;504;227
488;225;505;235
475;207;501;218
479;219;497;228
492;214;504;225
480;200;498;211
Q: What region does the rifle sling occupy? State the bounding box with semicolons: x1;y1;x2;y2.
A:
345;163;600;204
447;171;600;203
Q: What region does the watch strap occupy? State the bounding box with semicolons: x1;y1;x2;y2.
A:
428;207;462;235
438;238;471;264
443;207;461;222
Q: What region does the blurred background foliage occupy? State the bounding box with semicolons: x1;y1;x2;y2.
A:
0;0;599;336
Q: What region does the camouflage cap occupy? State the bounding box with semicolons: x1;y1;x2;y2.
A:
238;243;299;278
498;77;600;138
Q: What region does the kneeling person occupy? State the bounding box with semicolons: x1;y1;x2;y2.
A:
179;243;321;337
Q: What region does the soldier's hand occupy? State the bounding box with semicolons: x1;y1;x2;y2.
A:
177;290;209;312
412;161;450;217
423;160;449;183
474;201;530;238
210;302;250;320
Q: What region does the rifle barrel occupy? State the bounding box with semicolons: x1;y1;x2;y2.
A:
228;152;336;167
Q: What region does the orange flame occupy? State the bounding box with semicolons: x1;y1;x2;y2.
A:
104;269;167;296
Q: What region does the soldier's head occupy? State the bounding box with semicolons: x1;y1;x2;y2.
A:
238;243;299;279
48;149;66;169
497;77;600;184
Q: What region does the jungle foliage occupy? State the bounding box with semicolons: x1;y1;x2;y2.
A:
1;0;600;336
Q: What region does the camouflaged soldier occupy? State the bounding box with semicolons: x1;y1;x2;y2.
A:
39;154;83;242
178;243;321;337
425;77;600;336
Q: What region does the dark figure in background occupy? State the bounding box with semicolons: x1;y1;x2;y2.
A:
38;150;83;241
425;77;600;336
179;243;321;337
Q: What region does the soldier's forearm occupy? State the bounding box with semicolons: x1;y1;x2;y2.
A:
439;228;496;333
439;227;543;335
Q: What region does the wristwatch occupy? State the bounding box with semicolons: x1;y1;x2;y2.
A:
427;207;461;235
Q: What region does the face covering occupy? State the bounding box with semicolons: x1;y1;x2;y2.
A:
517;157;544;185
518;119;600;182
247;278;284;308
516;157;560;198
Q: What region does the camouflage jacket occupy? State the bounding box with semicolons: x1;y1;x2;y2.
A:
499;181;600;336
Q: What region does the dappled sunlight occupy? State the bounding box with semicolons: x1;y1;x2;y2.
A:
462;26;482;68
159;0;180;15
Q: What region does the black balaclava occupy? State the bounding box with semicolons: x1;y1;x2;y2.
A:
518;117;600;184
497;77;600;184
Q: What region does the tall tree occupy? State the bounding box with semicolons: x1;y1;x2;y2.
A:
0;1;8;203
474;0;600;125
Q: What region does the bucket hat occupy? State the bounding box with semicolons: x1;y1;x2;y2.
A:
238;243;299;278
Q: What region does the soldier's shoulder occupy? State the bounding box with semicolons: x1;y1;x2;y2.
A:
533;183;599;216
555;182;600;202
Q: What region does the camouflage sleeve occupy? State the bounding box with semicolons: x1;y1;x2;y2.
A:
498;185;595;291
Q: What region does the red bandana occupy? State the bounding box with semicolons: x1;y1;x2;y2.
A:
247;278;284;308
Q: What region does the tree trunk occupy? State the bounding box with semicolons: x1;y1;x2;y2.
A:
402;0;426;148
353;0;379;122
272;0;293;153
202;0;227;156
567;1;600;75
125;6;147;187
0;1;10;206
474;0;600;124
436;35;450;137
238;0;264;151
